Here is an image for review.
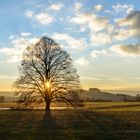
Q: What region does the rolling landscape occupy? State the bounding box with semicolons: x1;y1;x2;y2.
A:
0;0;140;140
0;89;140;139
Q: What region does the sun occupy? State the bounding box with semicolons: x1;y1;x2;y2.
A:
45;82;50;88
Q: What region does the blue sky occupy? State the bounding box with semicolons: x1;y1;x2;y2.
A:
0;0;140;91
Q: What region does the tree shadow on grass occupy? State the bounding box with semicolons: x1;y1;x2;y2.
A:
0;109;140;140
31;110;61;140
74;110;140;140
0;110;59;140
33;110;140;140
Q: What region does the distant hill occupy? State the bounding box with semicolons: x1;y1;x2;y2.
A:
79;88;138;101
0;91;15;96
0;89;139;102
0;92;17;102
105;89;140;96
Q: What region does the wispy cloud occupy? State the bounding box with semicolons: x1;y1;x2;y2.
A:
93;4;103;12
74;2;82;11
74;57;89;66
70;13;109;33
91;50;109;58
25;10;33;17
52;33;87;50
117;11;140;38
20;32;31;37
48;3;63;11
0;36;39;62
0;75;17;79
25;10;53;25
112;3;133;15
111;44;140;57
80;76;101;80
90;32;112;46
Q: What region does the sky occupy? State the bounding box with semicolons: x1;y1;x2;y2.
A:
0;0;140;91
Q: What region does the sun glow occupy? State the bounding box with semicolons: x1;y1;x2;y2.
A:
45;82;50;88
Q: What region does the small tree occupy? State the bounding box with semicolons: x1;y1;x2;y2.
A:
0;96;5;103
14;37;80;110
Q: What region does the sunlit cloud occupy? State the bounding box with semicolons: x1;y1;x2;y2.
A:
113;28;131;41
111;44;140;57
25;10;53;25
25;10;33;17
93;4;103;12
112;3;133;15
35;12;53;25
70;13;109;33
117;11;140;38
0;36;39;62
74;2;83;11
52;33;87;50
69;11;114;46
91;50;109;58
20;32;32;37
90;32;112;46
74;57;89;66
48;3;63;11
0;75;17;79
81;76;101;81
9;35;14;40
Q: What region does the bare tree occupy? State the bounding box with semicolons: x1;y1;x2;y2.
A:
14;36;80;110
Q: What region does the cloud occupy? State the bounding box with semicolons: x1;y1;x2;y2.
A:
0;75;17;79
34;12;53;25
117;11;140;27
9;35;14;40
81;76;101;80
94;4;103;12
91;50;109;58
20;32;31;37
11;37;39;48
89;10;140;45
111;44;140;57
25;10;33;17
74;57;89;66
70;13;109;33
90;32;112;46
36;4;44;8
0;36;39;62
0;47;23;62
117;11;140;37
105;10;114;15
49;3;63;11
70;8;140;48
52;33;87;50
25;10;53;25
70;12;115;46
112;3;133;15
113;28;131;41
74;2;82;11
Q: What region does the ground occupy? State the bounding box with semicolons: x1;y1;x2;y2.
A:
0;102;140;140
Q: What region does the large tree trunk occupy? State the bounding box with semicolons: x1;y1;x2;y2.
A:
45;101;50;110
45;95;51;110
44;90;51;110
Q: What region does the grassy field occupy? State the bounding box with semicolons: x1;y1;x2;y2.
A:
0;101;140;110
0;102;140;140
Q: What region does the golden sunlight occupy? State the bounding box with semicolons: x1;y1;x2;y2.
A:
45;82;50;88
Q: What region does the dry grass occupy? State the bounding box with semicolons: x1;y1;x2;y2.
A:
0;102;140;140
0;101;140;110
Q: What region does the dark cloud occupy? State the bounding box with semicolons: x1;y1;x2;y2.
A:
113;44;140;56
118;11;140;38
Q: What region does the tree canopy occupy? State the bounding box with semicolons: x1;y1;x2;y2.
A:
14;36;80;109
